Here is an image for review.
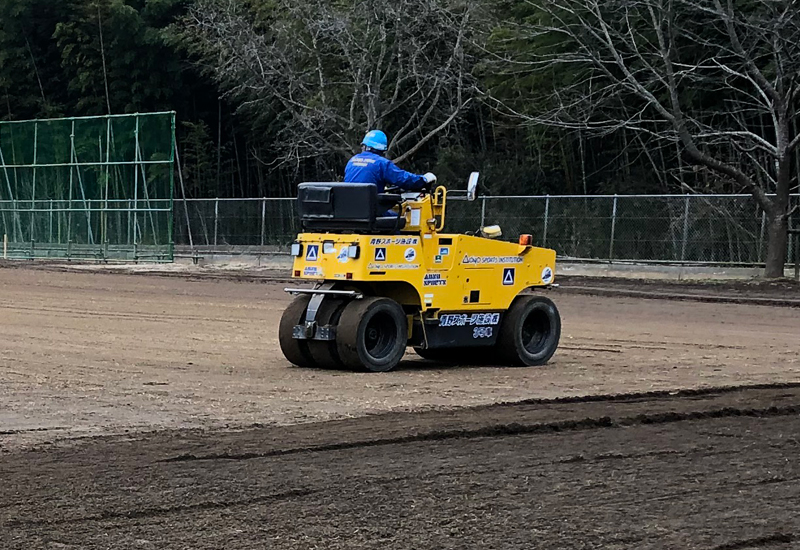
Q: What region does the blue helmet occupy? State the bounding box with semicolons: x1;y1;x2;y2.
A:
362;130;388;151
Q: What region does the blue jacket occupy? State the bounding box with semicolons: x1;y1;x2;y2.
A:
344;151;426;193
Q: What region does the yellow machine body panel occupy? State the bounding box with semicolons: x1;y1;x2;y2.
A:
291;232;556;312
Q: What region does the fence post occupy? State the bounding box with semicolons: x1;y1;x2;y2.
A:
49;199;53;243
261;198;266;247
788;212;794;267
543;195;550;248
608;195;618;261
758;209;766;263
480;197;486;228
213;198;219;247
681;194;690;261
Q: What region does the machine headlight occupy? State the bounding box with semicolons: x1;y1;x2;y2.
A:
290;242;303;257
347;245;360;259
323;241;336;254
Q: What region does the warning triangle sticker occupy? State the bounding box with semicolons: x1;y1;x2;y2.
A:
375;248;386;261
306;245;318;261
503;268;515;286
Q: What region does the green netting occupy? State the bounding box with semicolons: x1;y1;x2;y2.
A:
0;112;175;261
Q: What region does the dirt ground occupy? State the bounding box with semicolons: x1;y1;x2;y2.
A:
1;266;799;449
2;265;800;548
2;385;799;549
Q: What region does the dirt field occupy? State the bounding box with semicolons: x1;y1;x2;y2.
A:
1;266;800;548
1;266;799;448
3;385;799;549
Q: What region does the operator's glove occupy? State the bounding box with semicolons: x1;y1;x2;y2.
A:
423;173;437;188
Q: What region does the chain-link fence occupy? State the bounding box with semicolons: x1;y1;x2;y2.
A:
0;112;175;261
176;194;800;265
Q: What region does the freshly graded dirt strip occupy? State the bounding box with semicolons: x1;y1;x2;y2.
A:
557;275;800;307
2;385;798;549
1;267;799;449
559;285;800;308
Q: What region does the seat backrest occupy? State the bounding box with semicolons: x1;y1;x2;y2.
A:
297;182;376;232
297;182;406;233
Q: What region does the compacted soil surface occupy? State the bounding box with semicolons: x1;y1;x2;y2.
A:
1;265;799;548
1;266;798;447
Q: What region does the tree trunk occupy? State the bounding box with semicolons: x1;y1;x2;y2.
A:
764;213;788;278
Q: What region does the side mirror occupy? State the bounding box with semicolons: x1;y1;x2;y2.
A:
467;172;479;201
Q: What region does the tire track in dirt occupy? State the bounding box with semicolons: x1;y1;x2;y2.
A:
159;383;800;463
161;403;800;463
709;533;794;550
5;489;315;527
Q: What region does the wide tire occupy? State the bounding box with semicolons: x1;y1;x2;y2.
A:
306;298;347;369
278;295;314;368
336;297;407;372
498;295;561;366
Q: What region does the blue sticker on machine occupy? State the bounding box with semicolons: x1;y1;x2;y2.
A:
374;247;387;261
306;244;319;261
503;267;515;285
439;313;501;327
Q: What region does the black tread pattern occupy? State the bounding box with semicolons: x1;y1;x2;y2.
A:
278;295;314;368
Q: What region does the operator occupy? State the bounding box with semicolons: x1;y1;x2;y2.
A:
344;130;437;195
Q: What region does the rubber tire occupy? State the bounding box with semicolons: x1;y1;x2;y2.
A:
336;297;408;372
306;298;347;369
498;295;561;366
414;346;495;365
278;295;314;368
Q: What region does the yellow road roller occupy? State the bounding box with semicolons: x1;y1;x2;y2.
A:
279;174;560;372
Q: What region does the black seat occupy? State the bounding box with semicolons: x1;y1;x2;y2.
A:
297;182;406;233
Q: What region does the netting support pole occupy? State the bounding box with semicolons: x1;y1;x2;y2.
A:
102;118;111;254
261;198;266;247
214;198;219;247
681;195;690;261
133;116;139;245
67;123;74;246
788;212;794;265
758;209;766;263
608;195;618;261
480;196;486;228
168;111;176;260
31;122;38;242
543;195;550;248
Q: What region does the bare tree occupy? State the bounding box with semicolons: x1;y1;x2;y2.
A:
491;0;800;277
182;0;482;178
